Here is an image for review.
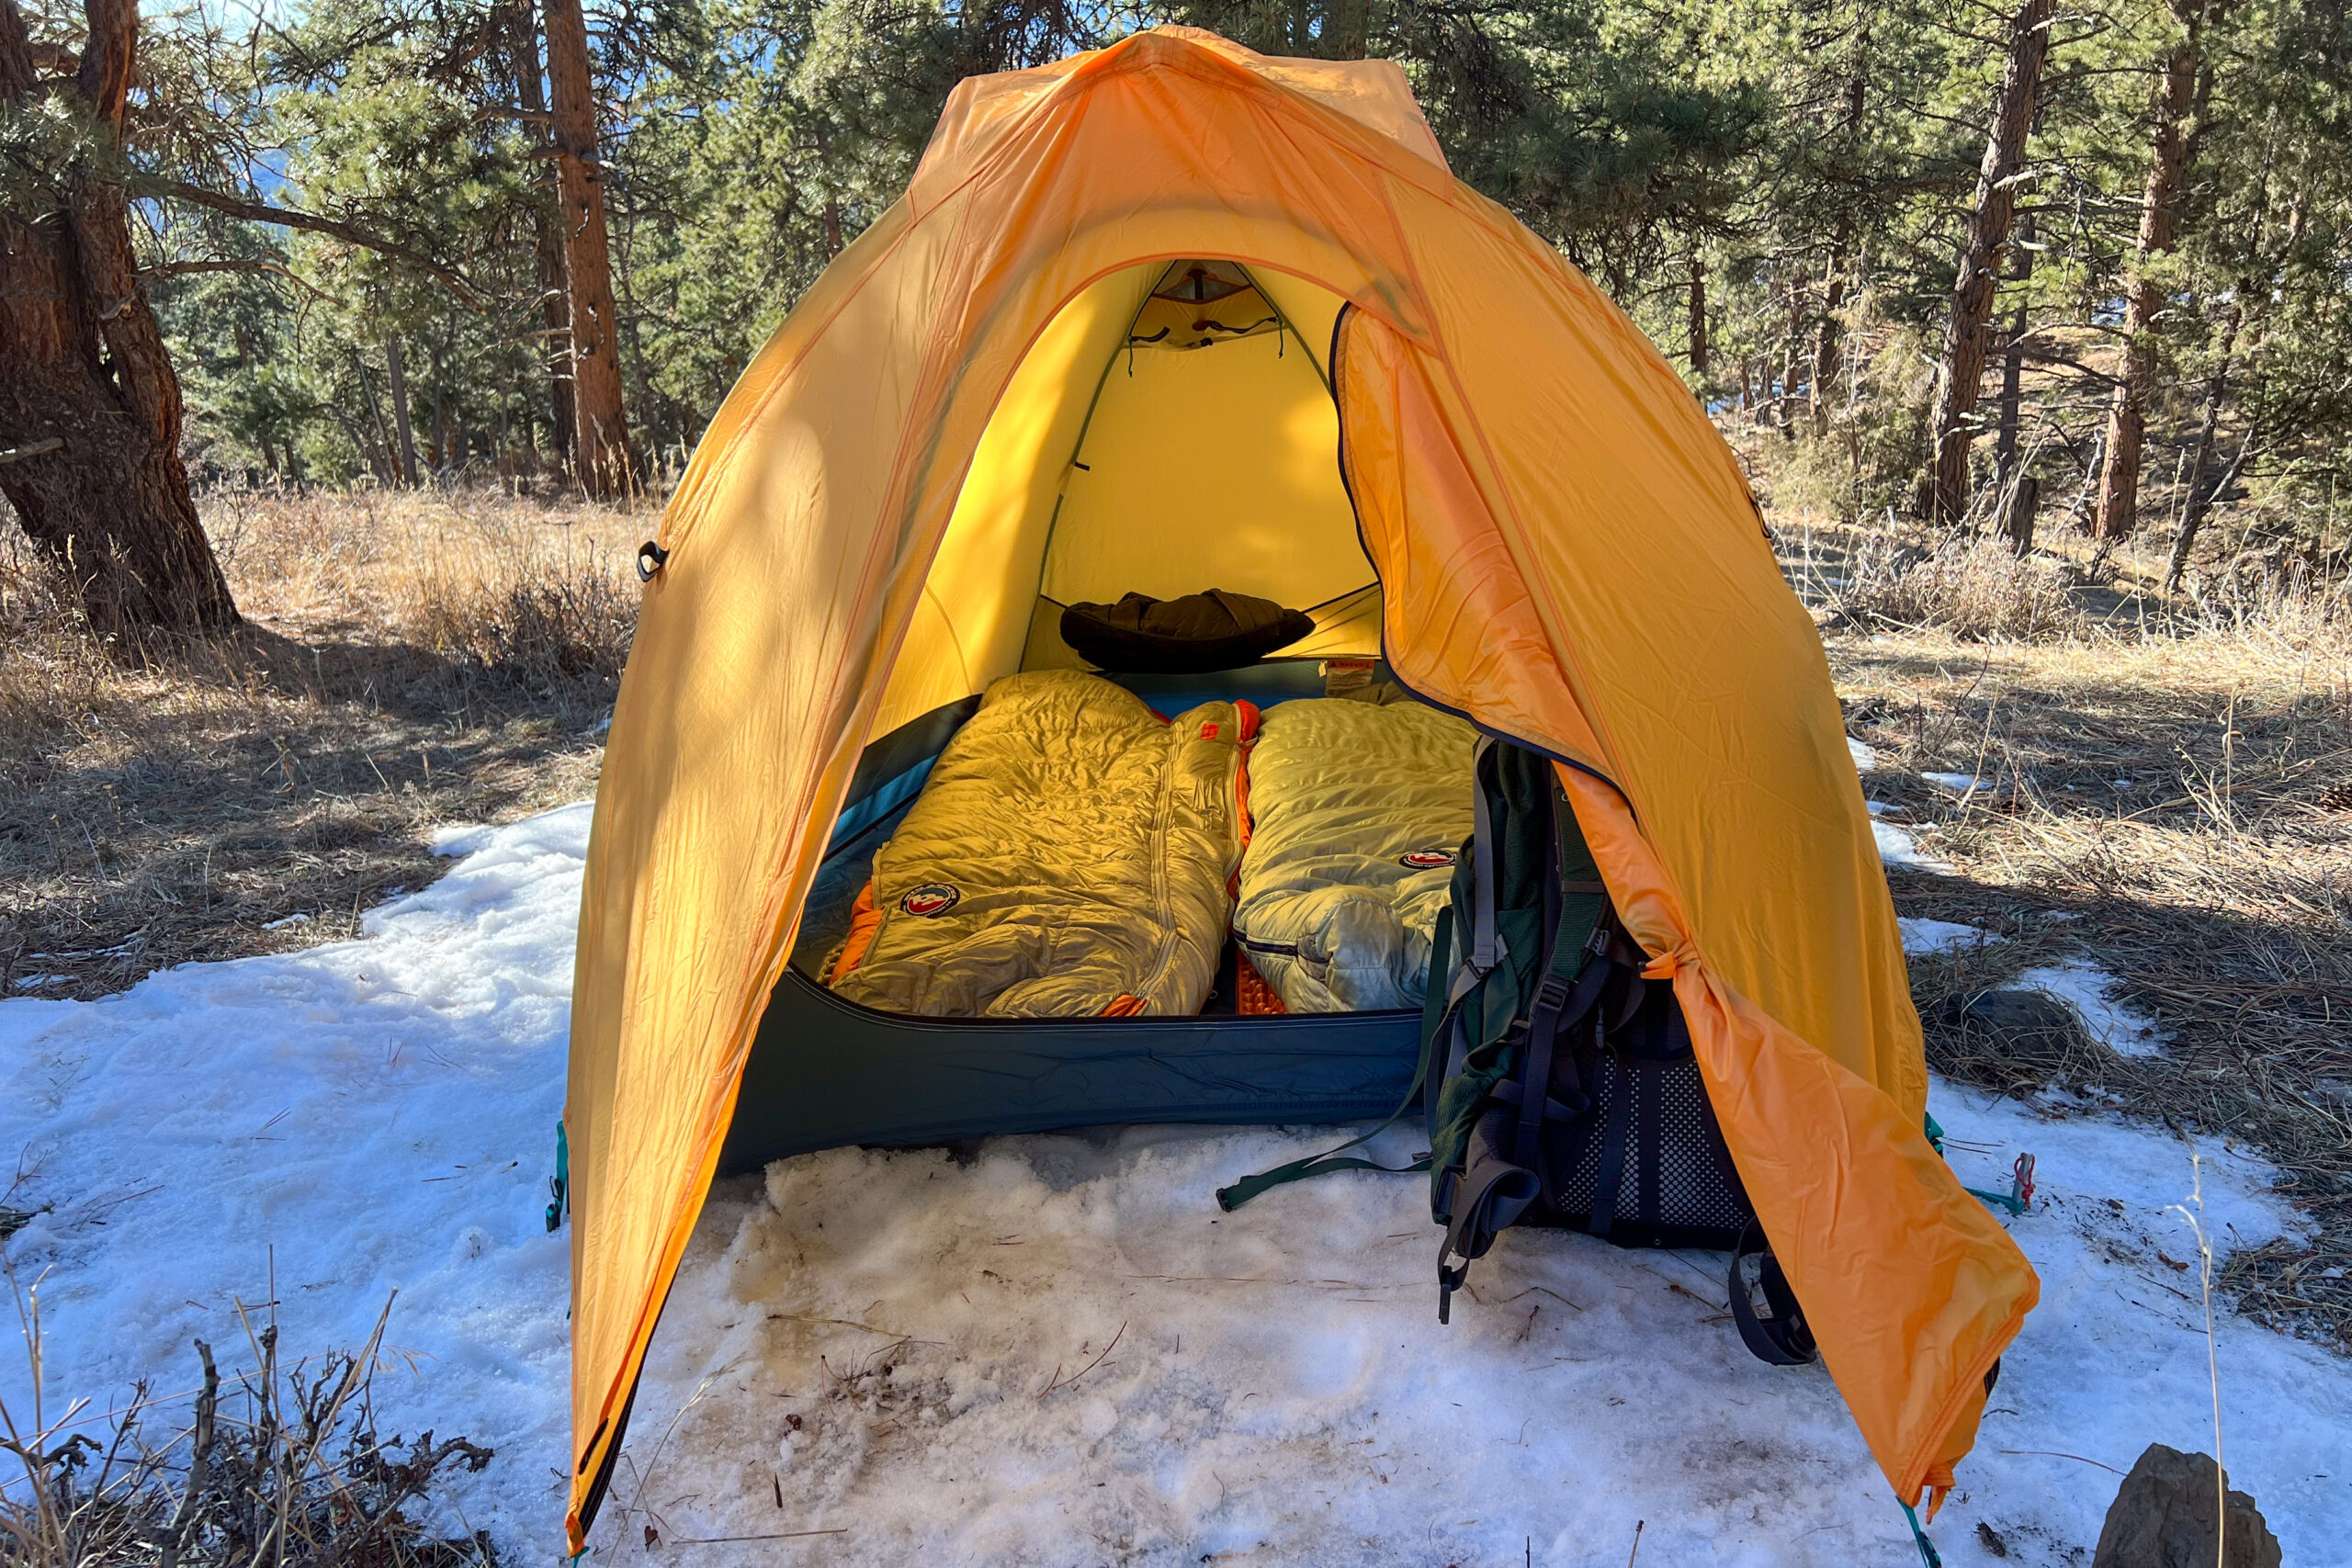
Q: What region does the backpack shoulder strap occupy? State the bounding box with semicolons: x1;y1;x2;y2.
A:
1464;737;1505;976
1509;779;1616;1168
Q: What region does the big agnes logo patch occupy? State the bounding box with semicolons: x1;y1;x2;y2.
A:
899;884;961;918
1398;848;1458;870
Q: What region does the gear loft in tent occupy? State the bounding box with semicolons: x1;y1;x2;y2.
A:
560;27;2040;1558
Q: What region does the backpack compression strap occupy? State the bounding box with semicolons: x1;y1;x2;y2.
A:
1436;1114;1540;1323
1212;905;1457;1213
1439;779;1624;1322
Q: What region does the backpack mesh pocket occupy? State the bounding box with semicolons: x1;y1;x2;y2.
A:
1538;1019;1754;1249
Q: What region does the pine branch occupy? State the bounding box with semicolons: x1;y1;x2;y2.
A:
152;181;483;305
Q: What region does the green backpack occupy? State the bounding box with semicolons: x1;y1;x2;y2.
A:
1221;738;1813;1364
1420;742;1772;1316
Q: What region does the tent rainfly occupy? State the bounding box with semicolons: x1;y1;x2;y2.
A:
563;27;2040;1553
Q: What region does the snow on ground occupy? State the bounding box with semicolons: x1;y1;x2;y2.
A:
0;807;583;1550
3;807;2345;1567
1849;733;1957;873
2013;960;2171;1059
620;1094;2349;1568
1900;916;1998;955
1873;818;1954;873
1923;772;1997;795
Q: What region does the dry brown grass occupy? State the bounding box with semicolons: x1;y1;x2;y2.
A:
1826;614;2352;1349
208;489;638;686
0;1276;497;1568
0;487;648;998
1821;533;2085;642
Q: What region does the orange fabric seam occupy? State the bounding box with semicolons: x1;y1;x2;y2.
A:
1897;1297;2031;1506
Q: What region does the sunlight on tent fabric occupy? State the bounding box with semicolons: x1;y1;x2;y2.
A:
873;267;1154;739
875;263;1367;739
570;35;2040;1552
1041;310;1368;613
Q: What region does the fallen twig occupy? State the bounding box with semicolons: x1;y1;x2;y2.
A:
1037;1322;1125;1400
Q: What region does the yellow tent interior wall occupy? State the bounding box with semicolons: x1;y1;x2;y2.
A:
875;262;1372;738
563;28;2040;1553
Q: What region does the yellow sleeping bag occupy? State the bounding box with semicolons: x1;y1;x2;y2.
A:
1234;698;1478;1012
826;671;1249;1017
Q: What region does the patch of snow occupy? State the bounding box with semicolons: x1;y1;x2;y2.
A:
1874;818;1954;874
1848;735;1878;773
6;800;2347;1568
261;911;313;931
1925;1084;2338;1563
0;998;78;1043
598;1091;2350;1567
0;803;590;1553
1925;771;1996;795
1900;917;1996;955
2018;959;2170;1058
425;817;513;858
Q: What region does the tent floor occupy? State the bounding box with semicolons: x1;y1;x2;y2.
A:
718;965;1419;1174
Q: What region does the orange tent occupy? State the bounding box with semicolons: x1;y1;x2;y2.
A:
565;28;2038;1551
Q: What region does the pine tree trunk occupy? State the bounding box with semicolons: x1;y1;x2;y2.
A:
384;335;420;488
2094;18;2211;541
1923;0;2052;525
2004;475;2041;552
1814;50;1866;434
2163;302;2244;590
353;353;394;482
539;0;631;496
0;0;236;636
507;0;575;468
431;318;451;468
1993;209;2037;549
1777;265;1805;436
1687;255;1709;378
1811;246;1848;432
1329;0;1369;59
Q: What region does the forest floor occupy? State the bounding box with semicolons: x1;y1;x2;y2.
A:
0;485;647;998
1833;623;2352;1349
1781;507;2352;1352
1;487;2346;1352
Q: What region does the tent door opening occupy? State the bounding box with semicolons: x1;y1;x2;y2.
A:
720;262;1442;1173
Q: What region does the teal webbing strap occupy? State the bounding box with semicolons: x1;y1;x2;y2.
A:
1903;1502;1942;1567
1216;914;1457;1212
1967;1181;2030;1215
1213;1078;1433;1210
546;1121;570;1234
1924;1111;2033;1215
